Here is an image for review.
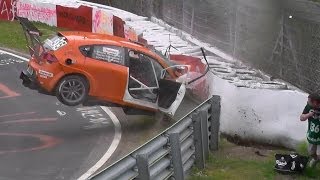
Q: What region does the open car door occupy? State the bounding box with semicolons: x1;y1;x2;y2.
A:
158;79;186;117
125;50;189;116
158;48;210;116
125;47;209;116
157;65;190;116
16;16;44;61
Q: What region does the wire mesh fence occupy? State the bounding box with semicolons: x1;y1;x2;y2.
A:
86;0;320;94
280;12;320;93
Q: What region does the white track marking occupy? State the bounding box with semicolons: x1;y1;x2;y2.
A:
0;50;122;180
0;50;29;61
78;106;122;180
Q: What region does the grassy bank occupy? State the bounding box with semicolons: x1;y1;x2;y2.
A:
0;20;62;52
190;139;320;180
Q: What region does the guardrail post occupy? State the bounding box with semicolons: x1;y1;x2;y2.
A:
169;133;185;180
210;95;221;151
137;154;151;180
200;109;209;159
192;111;205;169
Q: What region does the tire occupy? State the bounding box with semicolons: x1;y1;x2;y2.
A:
56;75;89;106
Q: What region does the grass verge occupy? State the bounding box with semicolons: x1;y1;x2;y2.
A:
190;139;320;180
0;20;63;52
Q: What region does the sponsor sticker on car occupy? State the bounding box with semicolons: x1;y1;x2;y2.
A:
93;46;123;64
39;70;53;79
44;36;68;51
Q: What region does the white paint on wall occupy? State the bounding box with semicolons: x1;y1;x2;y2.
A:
17;0;57;26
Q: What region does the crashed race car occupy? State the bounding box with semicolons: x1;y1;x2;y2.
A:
17;17;209;116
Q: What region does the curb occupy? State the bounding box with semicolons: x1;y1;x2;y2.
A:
0;46;30;59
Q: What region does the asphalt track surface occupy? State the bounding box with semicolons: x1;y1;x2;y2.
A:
0;50;200;180
0;50;122;180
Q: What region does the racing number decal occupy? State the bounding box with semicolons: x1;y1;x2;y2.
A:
310;122;320;133
0;83;20;99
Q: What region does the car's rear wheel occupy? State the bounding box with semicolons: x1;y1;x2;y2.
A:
56;75;89;106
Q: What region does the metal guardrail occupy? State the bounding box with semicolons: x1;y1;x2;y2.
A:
91;95;221;180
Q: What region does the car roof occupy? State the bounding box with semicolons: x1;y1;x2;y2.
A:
58;31;171;68
59;31;154;54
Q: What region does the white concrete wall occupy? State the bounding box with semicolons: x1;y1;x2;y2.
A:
211;75;308;149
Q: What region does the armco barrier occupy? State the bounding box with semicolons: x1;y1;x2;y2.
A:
91;95;221;180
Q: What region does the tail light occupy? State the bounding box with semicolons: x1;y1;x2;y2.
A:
43;52;58;63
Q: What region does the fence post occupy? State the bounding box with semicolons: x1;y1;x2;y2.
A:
192;111;205;169
169;133;185;180
190;7;195;35
149;0;154;17
210;95;221;151
182;0;185;27
137;154;151;180
200;109;209;159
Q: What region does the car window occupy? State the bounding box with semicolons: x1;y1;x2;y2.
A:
91;45;125;65
140;54;163;81
129;53;157;87
128;50;163;103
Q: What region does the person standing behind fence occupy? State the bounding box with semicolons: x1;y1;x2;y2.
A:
300;93;320;168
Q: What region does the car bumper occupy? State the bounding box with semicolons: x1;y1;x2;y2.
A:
20;69;39;88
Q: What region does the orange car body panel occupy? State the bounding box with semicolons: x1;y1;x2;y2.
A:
28;31;176;110
28;57;65;92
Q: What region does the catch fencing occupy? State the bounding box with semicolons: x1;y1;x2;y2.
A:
89;0;320;94
156;0;316;93
91;95;221;180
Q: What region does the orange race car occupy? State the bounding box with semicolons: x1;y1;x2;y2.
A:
18;17;209;116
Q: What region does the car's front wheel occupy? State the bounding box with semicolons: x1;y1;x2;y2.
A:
56;75;89;106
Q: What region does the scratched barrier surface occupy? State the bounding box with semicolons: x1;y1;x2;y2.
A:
92;7;113;34
91;96;220;180
2;0;133;39
56;5;93;32
0;0;138;40
0;0;16;20
16;0;57;26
